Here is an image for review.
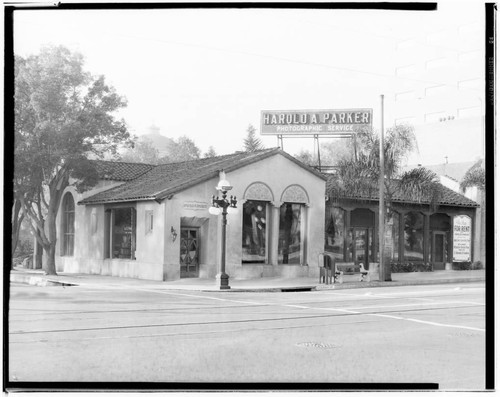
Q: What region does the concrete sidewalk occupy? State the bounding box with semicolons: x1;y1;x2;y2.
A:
10;267;486;292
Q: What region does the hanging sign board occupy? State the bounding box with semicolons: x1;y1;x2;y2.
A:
452;215;472;262
261;109;373;135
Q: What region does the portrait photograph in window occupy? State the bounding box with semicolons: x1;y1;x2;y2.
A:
278;203;302;265
242;200;267;263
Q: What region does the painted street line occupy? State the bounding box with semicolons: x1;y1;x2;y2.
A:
124;286;485;333
368;313;485;332
339;300;484;311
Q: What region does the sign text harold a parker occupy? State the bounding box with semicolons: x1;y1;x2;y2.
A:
261;109;373;135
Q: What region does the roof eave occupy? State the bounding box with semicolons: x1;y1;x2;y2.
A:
78;196;157;206
328;195;479;208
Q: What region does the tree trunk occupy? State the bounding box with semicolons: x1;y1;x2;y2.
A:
43;201;59;276
11;200;24;260
43;171;69;275
43;243;57;275
35;231;43;269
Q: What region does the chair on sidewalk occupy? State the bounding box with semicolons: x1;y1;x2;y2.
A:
358;261;370;282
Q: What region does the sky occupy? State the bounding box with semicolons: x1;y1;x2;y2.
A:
12;2;486;160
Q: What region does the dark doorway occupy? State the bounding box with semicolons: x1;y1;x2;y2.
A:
432;231;447;270
351;227;372;267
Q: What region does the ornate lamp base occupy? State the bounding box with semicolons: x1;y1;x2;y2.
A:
215;273;231;290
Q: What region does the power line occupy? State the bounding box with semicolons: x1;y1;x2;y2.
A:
112;32;483;93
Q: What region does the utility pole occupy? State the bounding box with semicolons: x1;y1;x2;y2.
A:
379;94;386;281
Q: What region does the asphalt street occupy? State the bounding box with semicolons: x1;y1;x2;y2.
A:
8;281;485;389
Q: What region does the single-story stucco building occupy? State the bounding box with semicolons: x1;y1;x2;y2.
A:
46;147;480;282
55;148;327;281
324;174;480;272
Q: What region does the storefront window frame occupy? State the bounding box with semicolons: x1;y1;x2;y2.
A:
278;202;305;265
241;199;270;264
325;206;345;262
403;211;425;263
104;205;137;260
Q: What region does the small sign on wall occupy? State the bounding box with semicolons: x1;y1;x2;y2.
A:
453;215;472;262
183;201;209;211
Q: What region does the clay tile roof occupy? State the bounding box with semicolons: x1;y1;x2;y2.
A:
92;160;155;181
80;148;326;205
326;175;479;208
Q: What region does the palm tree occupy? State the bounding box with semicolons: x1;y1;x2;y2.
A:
460;159;485;191
328;124;441;281
460;159;485;266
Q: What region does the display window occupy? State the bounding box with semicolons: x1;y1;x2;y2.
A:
325;207;345;261
105;207;136;260
404;211;424;261
242;200;268;263
278;203;303;265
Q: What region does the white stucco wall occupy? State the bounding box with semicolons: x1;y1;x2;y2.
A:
54;153;326;281
161;153;326;280
55;182;167;281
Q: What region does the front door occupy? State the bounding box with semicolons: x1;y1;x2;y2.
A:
351;228;371;267
433;231;446;270
180;228;199;278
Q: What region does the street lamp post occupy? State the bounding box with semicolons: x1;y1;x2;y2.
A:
210;173;237;290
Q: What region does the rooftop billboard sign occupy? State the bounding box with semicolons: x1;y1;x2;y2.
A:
261;109;373;135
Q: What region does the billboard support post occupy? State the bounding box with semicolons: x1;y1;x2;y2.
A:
314;135;321;169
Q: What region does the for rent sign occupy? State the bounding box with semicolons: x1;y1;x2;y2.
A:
453;215;472;262
261;109;372;135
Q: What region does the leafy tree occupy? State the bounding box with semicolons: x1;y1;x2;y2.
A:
460;159;485;191
294;149;315;165
121;137;160;164
315;139;352;165
203;146;217;158
328;124;440;281
159;135;201;163
295;139;352;168
14;45;132;275
243;124;264;152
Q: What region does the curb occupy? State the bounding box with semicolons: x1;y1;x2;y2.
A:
202;277;486;292
10;273;77;287
10;273;485;292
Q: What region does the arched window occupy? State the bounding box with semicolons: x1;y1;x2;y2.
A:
278;185;308;265
62;193;75;256
242;182;273;264
325;206;345;261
